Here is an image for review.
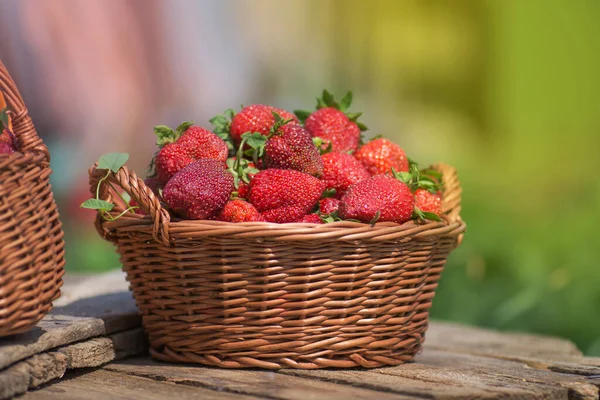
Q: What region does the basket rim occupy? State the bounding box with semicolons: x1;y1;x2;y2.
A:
99;209;465;243
91;162;464;245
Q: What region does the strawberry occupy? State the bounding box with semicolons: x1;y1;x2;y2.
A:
143;176;162;196
0;126;17;153
298;214;323;224
320;152;370;198
153;122;228;185
163;159;234;220
319;198;340;215
261;206;307;224
237;181;250;199
264;123;323;177
354;138;409;175
0;141;14;154
338;175;414;224
296;90;366;153
248;169;325;223
229;105;298;147
217;199;264;222
414;189;442;215
226;157;259;196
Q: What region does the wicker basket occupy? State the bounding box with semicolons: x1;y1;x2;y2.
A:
0;59;65;337
89;162;465;369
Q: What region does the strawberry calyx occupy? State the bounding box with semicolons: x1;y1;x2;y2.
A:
392;162;443;194
209;109;236;155
294;89;368;131
269;111;295;135
413;206;441;222
227;156;259;189
312;137;333;155
154;121;194;148
236;111;295;168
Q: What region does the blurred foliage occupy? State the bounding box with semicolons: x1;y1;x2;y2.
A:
57;0;600;354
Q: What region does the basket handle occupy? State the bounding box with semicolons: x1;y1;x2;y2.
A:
0;59;50;161
433;163;462;223
89;164;171;246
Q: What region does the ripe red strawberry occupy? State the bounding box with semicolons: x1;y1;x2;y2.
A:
298;214;323;224
217;199;264;222
264;123;323;177
319;198;340;215
338;175;414;224
163;159;233;220
354;138;409;175
0;141;14;154
261;206;307;224
154;144;195;185
296;91;366;153
153;122;228;185
0;129;16;154
320;152;370;198
229;105;298;146
144;176;162;195
414;189;442;215
248;169;325;223
237;181;250;199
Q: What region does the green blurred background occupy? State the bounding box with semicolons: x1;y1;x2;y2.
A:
2;0;599;354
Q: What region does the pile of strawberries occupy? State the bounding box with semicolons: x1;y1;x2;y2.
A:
140;91;443;225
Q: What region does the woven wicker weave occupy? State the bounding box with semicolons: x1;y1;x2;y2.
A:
90;162;464;369
0;59;65;337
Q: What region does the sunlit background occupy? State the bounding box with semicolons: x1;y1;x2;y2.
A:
1;0;599;354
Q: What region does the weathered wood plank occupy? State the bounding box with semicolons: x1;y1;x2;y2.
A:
424;322;600;380
104;358;415;400
0;352;67;400
416;348;599;400
0;328;146;400
281;367;560;400
425;321;582;358
0;292;139;370
21;369;259;400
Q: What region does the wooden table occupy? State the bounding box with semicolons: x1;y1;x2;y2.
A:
2;271;599;400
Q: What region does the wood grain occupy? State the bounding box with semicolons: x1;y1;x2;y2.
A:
103;359;414;400
0;328;146;400
22;369;258;400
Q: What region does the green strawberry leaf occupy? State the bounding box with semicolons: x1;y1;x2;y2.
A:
210;110;235;156
322;188;337;198
322;89;335;107
369;211;381;225
270;111;294;134
0;107;8;129
246;167;260;175
320;214;336;223
422;212;441;222
97;152;129;173
408;157;419;169
224;109;235;119
420;168;442;180
80;198;115;211
154;125;178;147
175;121;194;135
356;122;368;131
346;112;363;122
294;109;311;123
339;91;353;112
316;96;327;109
242;132;268;149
